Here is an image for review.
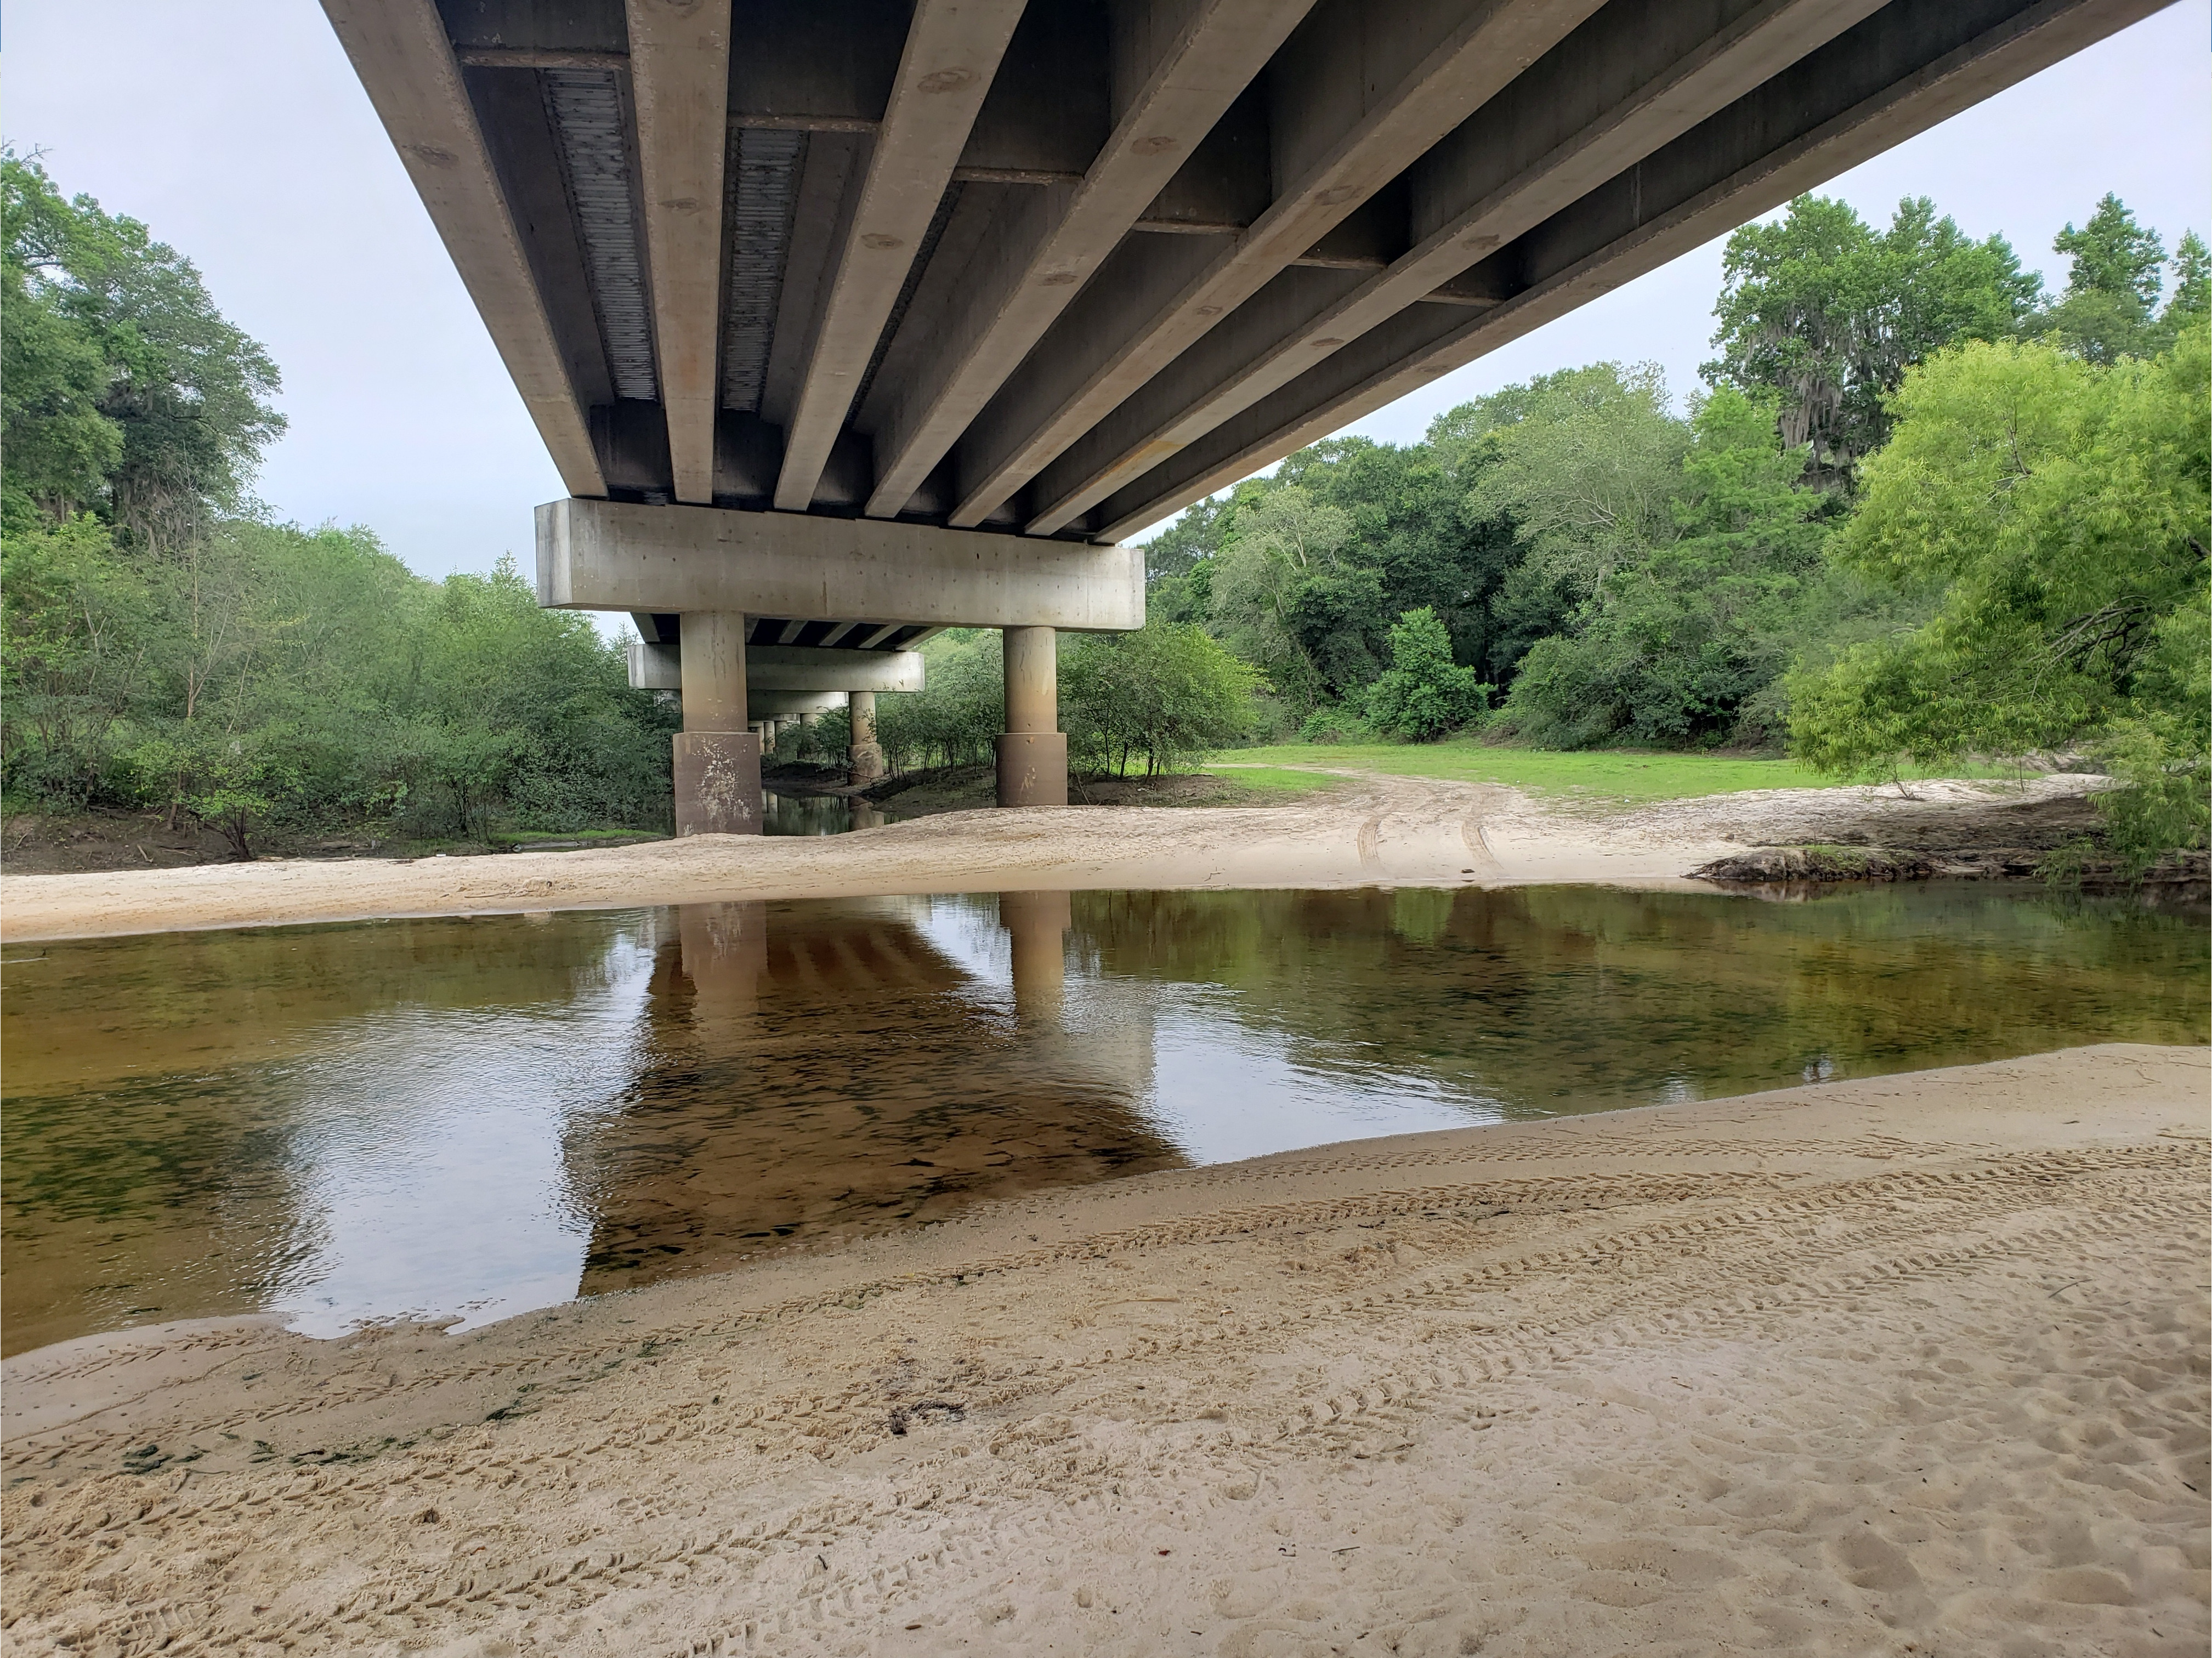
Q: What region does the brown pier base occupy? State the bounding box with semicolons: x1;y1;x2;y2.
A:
673;731;763;836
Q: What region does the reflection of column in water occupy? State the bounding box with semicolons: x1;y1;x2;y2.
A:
999;889;1070;1025
850;801;885;831
572;895;1187;1295
678;902;767;1038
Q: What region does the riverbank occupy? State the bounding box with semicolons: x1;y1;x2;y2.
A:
4;1043;2203;1655
0;771;2112;941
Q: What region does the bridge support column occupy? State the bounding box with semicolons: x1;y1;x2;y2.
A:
848;690;886;785
996;626;1065;808
673;612;762;836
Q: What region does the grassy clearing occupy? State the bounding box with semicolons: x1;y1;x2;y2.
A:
1210;742;2035;803
1200;766;1348;797
497;827;668;848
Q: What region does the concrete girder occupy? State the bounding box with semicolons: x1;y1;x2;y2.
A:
1022;0;1886;537
1091;0;2171;542
536;497;1144;629
941;0;1609;529
749;644;927;691
855;0;1320;521
627;0;732;503
772;0;1030;511
629;637;682;689
749;690;850;717
320;0;605;497
627;640;927;692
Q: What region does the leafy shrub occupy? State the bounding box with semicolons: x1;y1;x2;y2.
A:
1362;607;1489;740
1064;620;1260;775
1298;705;1370;745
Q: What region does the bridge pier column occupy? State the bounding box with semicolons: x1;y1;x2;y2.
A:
848;690;886;785
996;626;1066;808
673;612;762;836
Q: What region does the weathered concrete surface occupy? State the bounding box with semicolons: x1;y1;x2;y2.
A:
850;690;886;785
537;498;1142;629
672;731;763;836
748;690;848;718
627;640;926;694
997;624;1066;808
336;0;2156;556
675;611;758;834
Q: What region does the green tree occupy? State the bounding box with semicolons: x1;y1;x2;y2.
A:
1788;327;2209;859
2165;230;2211;334
0;514;152;799
2040;193;2168;364
1;151;284;547
1705;195;2041;484
2;163;123;526
1207;484;1360;711
2038;198;2210;365
1063;620;1260;776
1362;607;1489;740
1499;388;1831;747
2;158;677;847
874;630;1006;771
1462;362;1687;599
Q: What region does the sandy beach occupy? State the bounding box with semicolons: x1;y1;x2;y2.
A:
4;1043;2204;1655
0;771;2111;942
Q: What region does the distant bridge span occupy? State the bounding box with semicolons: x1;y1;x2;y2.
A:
325;0;2165;830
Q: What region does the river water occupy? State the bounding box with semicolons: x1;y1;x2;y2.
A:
3;884;2202;1355
761;790;903;834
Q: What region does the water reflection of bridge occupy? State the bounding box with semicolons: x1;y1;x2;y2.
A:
566;895;1174;1293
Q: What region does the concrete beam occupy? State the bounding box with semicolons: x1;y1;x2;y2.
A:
1093;0;2169;542
1024;0;1885;536
750;690;850;717
772;0;1029;510
627;0;731;503
750;644;927;691
856;0;1320;520
540;497;1144;629
628;639;927;692
630;637;682;689
320;0;605;497
943;0;1607;527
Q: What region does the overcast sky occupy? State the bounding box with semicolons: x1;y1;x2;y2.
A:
6;0;2208;583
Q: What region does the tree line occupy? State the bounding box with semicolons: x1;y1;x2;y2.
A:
1119;190;2205;859
2;152;677;854
6;148;2203;862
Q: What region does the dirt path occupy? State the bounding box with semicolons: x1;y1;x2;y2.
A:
3;1044;2202;1656
0;772;2108;942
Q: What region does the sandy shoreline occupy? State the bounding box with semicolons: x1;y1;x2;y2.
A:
0;771;2106;941
5;1043;2204;1655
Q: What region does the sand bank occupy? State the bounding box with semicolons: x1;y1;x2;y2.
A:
0;771;2105;942
5;1043;2204;1655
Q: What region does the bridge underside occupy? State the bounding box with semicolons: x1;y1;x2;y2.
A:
327;0;2165;829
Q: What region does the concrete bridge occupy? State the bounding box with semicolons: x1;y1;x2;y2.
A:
324;0;2163;831
628;640;923;779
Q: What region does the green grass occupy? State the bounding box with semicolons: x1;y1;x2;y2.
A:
1209;741;2035;803
496;826;668;847
1201;765;1348;797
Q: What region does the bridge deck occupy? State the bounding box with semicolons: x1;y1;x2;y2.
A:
330;0;2161;548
